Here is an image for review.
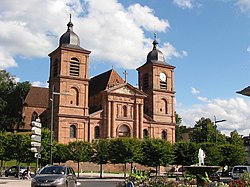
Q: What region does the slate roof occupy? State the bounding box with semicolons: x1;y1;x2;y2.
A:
89;69;125;96
24;86;49;108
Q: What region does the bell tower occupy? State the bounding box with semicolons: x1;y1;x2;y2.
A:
137;34;175;124
48;15;91;142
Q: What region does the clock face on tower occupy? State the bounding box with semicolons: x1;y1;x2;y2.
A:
160;72;166;81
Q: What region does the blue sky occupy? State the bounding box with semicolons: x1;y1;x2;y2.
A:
1;0;250;136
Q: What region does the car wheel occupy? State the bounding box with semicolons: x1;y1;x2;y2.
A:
5;174;8;177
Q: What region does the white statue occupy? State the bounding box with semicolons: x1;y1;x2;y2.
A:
198;148;205;166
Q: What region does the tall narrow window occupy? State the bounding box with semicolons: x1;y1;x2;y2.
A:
70;125;76;138
143;129;148;139
162;130;167;140
143;73;149;91
70;87;79;106
123;105;127;117
70;58;80;77
94;126;100;139
53;59;58;77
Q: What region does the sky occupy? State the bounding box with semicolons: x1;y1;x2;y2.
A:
1;0;250;136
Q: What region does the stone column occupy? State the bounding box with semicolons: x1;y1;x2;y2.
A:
107;101;111;138
135;103;139;138
111;101;116;138
139;104;143;139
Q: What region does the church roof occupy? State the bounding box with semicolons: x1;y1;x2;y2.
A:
89;69;125;96
146;34;166;65
24;87;49;108
59;14;80;47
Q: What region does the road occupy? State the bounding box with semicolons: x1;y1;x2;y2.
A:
0;177;124;187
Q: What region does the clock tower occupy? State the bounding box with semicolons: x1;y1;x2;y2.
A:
137;35;175;124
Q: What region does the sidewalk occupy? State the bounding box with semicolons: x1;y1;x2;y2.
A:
0;177;31;187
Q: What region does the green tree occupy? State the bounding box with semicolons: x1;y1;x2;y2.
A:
91;139;110;178
68;141;93;177
109;138;141;178
218;144;246;168
53;143;70;164
174;141;198;166
0;70;31;131
139;138;174;175
40;128;53;165
199;142;222;166
226;130;244;146
189;117;226;143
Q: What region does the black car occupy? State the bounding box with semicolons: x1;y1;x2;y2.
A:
5;166;26;177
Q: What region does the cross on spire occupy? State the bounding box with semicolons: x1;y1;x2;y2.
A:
123;70;128;83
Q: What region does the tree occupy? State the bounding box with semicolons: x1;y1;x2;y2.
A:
199;142;222;166
189;117;226;143
68;141;93;177
53;143;70;164
218;144;247;168
91;139;110;178
174;141;198;166
226;130;244;146
40;128;53;165
0;70;31;131
139;138;174;175
109;138;141;178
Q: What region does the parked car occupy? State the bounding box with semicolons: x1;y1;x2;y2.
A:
209;171;222;181
5;166;26;177
31;165;77;187
231;165;250;180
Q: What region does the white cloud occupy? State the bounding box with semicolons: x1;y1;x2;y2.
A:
191;87;200;95
197;96;210;103
0;46;17;69
161;42;188;61
173;0;194;9
235;0;250;13
32;81;48;87
0;0;184;70
176;97;250;136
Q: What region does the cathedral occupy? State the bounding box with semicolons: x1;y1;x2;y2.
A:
22;17;176;144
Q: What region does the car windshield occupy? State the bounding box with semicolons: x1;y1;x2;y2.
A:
39;166;65;175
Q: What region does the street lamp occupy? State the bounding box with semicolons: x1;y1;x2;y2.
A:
214;116;226;142
50;85;70;165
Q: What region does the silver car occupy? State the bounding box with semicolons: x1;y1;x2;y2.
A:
31;165;77;187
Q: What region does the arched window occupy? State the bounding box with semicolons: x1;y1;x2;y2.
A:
162;130;167;140
31;111;38;121
70;58;80;77
94;126;100;139
70;87;79;106
70;125;77;138
160;99;168;114
143;129;148;139
123;105;127;117
118;125;130;137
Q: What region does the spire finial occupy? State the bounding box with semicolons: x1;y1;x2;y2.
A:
67;13;73;31
153;33;158;49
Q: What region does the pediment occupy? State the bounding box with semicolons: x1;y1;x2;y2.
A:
113;86;136;95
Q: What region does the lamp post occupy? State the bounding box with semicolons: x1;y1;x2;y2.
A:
214;116;226;143
50;85;70;165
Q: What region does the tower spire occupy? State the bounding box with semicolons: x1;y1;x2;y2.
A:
67;13;73;31
153;33;158;50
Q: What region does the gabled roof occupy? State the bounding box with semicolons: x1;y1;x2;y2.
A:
24;87;49;108
89;69;124;96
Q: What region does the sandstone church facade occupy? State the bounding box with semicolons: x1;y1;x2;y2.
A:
22;18;176;144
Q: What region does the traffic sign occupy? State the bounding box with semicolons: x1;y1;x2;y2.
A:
31;147;38;153
31;127;41;135
31;142;41;147
31;121;42;128
34;153;41;159
31;135;41;142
